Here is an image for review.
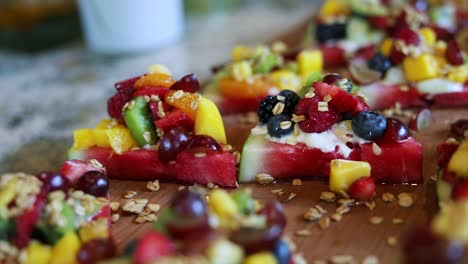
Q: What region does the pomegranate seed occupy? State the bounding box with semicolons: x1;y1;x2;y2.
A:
347;177;376;201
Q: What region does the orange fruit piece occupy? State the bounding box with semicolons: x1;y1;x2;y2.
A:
134;73;175;88
218;76;275;99
165;90;200;119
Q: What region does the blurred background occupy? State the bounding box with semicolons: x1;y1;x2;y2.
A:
0;0;320;173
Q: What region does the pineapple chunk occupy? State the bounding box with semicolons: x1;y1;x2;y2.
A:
379;38;393;57
319;0;349;17
270;70;302;92
448;141;468;178
195;97;227;144
419;27;436;46
209;189;239;219
49;232;81;264
72;129;96;150
403;54;439;82
105;126;136;154
25;242;52;264
298;50;323;79
329;159;371;193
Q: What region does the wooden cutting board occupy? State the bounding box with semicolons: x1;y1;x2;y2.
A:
110;107;468;263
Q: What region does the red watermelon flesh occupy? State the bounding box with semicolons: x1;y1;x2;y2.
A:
320;45;347;67
359;83;427;109
70;147;237;187
428;89;468;107
213;95;264;115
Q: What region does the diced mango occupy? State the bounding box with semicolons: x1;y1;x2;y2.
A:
94;128;110;147
329;159;371;193
231;61;253;81
49;232;80;264
73;129;96;150
0;177;17;208
147;64;172;76
25;242;52;264
105;126;137;154
379;38;393;57
433;200;468;242
195;97;227;144
419;27;436;46
95;119;112;129
270;70;302;92
209;189;239;220
206;239;244;264
448;141;468;178
319;0;349;17
403;54;439;82
79;219;109;243
232;45;254;61
244;252;278;264
298;50;323;79
448;65;468;83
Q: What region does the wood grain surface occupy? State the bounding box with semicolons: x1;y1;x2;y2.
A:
109;108;468;263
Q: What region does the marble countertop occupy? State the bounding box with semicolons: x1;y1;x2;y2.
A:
0;3;313;173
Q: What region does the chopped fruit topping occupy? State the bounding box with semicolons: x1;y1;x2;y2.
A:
25;242;51;264
77;238;116;264
148;64;172;76
170;189;207;218
165;90;200;119
315;22;347;44
322;73;353;93
388;45;406;64
433;200;468;242
395;27;421;46
452;180;468;201
0;177;18;207
158;126;190;163
448;141;468;177
123;96;158;147
194;97;226;144
76;171;109;197
319;0;349;17
378;118;410;143
79;220;109;243
352;111;387;141
450;119;468;138
49;232;81;264
187;135;222;152
314;81;358;112
267;114;294;138
437;142;460;168
329;159;371;193
295;97;341;133
105;126;137;154
60;160;105;184
298;49;323;79
230;189;255;215
445;40;464;66
419;27;436;46
257;90;300;124
367;53;392;75
73;129;96;150
218;76;274;99
232;45;254;61
155;109;194;133
206;239;245;263
133;86;170;98
231;61;253;81
36;172;70;193
270;70;301;92
133;231;175;264
134;73;175;88
403;54;440;82
170;74;201;93
244;251;278;264
347;176;376;201
209;189;239;221
379;38;393;57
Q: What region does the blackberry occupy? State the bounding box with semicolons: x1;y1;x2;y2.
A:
367;53;392;75
315;22;347;43
257;90;299;124
267;114;294;138
352;111;387;140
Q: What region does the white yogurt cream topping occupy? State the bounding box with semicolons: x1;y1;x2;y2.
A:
251;121;369;158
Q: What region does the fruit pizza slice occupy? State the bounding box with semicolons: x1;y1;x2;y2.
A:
349;5;468;109
68;65;237;187
105;188;298;264
0;160;115;264
204;44;324;114
435;119;468;206
239;73;423;191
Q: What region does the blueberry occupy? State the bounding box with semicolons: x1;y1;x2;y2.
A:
267;114;294;138
272;240;291;264
352;111;387;140
315;22;347;43
367;53;392;75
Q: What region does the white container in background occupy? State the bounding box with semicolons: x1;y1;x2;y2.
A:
77;0;184;54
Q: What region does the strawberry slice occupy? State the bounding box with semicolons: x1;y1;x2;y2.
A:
13;187;47;248
60;160;105;185
313;82;358;113
133;86;170;98
154;110;194;133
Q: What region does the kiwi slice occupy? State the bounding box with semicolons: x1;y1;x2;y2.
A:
123;96;158;146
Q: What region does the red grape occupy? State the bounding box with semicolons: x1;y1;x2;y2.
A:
378;118;410;144
35;172;70;193
230;225;283;254
170;74;200;93
169;189;207;218
187;135;222;152
76;171;109;197
158;126;191;162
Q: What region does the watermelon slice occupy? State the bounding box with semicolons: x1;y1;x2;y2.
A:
208;94;265;115
69;147;237;187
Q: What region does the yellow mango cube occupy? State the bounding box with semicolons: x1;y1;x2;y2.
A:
298;50;323;79
73;129;96;150
403;54;439;82
195;97;227;144
270;70;301;92
95;119;112;129
105;126;136;154
244;252;278;264
329;159;371;193
79;219;109;243
25;242;51;264
379;38;393;57
448;141;468;178
419;27;436;46
319;0;349;17
433;200;468;242
49;232;81;264
232;45;254;61
93;128;110;147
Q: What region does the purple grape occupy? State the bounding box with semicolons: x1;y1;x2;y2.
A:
170;74;200;93
36;172;70;193
170;189;206;218
158;126;191;162
76;171;109;197
187;135;222;152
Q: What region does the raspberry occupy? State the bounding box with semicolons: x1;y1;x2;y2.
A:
347;177;376;201
395;27;420;46
295;97;341;133
389;45;406;64
108;76;139;121
445;40;464;66
314;82;358;113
